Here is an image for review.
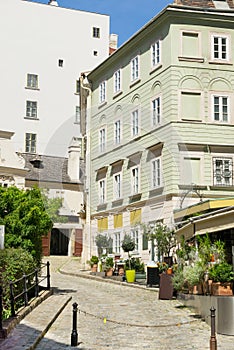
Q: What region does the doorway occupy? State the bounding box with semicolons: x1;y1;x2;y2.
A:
50;228;69;255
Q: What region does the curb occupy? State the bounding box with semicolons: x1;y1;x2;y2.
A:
59;268;159;292
0;289;52;339
26;295;72;350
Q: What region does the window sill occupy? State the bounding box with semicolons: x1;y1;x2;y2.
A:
149;187;164;197
97;203;107;211
178;56;204;63
98;101;107;109
149;63;162;74
209;60;233;66
130;135;142;142
129;78;141;88
210;185;234;190
128;193;142;202
24;117;39;121
25;87;40;90
113;90;123;99
112;198;124;207
181;118;202;123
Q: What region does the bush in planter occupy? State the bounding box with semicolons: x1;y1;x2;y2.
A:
208;262;234;283
121;234;135;270
125;257;145;273
87;255;99;269
172;268;185;293
183;262;204;294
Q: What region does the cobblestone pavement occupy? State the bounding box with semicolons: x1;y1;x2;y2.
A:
1;256;234;350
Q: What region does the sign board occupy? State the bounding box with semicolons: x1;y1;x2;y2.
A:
0;225;5;249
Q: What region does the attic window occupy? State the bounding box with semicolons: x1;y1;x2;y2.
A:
30;157;44;169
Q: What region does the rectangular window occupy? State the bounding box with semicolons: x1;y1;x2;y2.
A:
152;157;161;188
213;95;229;122
151;41;160;67
212;35;228;60
27;74;38;89
99;128;106;153
132;109;139;137
131;56;139;81
58;59;64;67
75;106;80;124
114;69;121;93
26;101;37;119
131;166;139;194
114;120;121;145
114;173;121;200
182;32;199;57
25;133;37;153
213;157;232;186
99;81;106;104
99;179;106;204
152;97;161;126
93;27;100;38
114;232;121;253
131;228;139;251
181;92;201;121
181;157;201;185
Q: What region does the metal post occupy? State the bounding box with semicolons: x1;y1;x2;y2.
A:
9;282;15;317
46;261;50;290
71;302;78;346
23;274;28;307
210;307;217;350
35;269;39;297
0;286;3;331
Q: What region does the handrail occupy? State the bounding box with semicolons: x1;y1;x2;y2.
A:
0;261;50;329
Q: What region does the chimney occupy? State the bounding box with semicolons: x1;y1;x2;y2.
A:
67;137;81;182
48;0;59;6
109;34;118;55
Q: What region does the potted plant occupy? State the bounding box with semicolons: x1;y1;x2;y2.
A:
183;262;204;295
87;255;99;273
208;262;234;296
121;234;136;283
103;256;114;277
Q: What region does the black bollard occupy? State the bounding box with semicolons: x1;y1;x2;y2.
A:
71;302;78;347
210;307;217;350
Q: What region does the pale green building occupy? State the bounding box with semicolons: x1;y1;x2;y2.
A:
81;0;234;263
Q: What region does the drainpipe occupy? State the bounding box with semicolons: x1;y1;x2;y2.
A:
80;74;92;263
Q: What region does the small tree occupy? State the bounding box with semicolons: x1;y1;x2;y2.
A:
95;234;113;257
121;234;135;269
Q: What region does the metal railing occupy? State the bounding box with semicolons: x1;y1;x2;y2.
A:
0;261;50;330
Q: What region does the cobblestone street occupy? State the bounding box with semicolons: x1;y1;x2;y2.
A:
1;256;234;349
35;257;234;349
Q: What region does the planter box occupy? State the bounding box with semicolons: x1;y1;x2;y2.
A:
211;282;233;296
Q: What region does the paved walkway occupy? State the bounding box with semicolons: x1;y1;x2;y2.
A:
1;256;234;349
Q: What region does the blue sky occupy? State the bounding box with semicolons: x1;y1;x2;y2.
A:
29;0;172;46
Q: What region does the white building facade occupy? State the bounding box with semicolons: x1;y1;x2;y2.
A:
0;0;110;156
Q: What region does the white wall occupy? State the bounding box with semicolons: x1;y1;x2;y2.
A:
0;0;109;156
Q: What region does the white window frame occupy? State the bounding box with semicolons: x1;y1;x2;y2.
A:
152;96;161;126
113;172;122;200
26;100;37;119
211;33;230;62
114;119;121;145
25;133;37;153
131;56;139;82
151;157;162;188
99;127;106;153
99;81;106;104
93;27;100;38
212;94;229;123
131;228;139;252
113;69;121;94
99;179;106;204
213;157;233;186
114;232;121;254
151;40;161;67
131;109;139;137
27;74;38;89
131;166;140;195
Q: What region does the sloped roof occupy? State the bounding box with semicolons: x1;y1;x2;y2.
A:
20;153;84;184
174;0;234;9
